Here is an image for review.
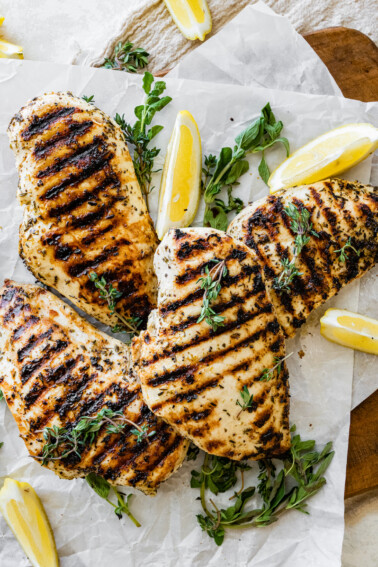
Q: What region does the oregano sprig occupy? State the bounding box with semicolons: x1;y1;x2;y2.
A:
202;103;290;231
115;71;171;210
197;260;228;331
103;41;149;73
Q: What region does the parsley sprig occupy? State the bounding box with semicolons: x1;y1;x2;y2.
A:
103;41;149;73
334;237;361;263
86;472;141;526
202;103;289;231
191;426;334;546
36;408;156;465
197;260;228;331
89;272;142;337
260;352;293;382
274;203;318;293
115;72;171;210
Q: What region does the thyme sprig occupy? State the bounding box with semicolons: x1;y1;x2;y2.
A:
36;408;156;465
260;352;293;382
86;472;141;526
236;385;254;417
197;260;228;331
89;272;142;337
115;72;171;210
103;41;149;73
202;103;289;231
334;237;361;263
273;204;318;293
192;426;334;546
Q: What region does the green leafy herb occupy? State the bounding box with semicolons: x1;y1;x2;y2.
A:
202;103;290;230
103;41;149;73
187;443;200;461
115;72;171;210
273;203;318;293
0;389;3;401
334;237;361;263
260;352;293;382
192;426;334;545
36;408;156;465
82;95;95;103
197;260;228;331
86;472;141;526
236;385;254;417
89;272;142;337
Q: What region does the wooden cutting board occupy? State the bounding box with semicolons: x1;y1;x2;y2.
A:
303;27;378;499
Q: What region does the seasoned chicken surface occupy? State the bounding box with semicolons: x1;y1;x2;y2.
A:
0;281;188;494
228;179;378;337
8;92;158;326
132;228;291;461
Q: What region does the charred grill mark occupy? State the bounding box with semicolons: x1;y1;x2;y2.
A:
69;206;106;229
176;238;208;260
33;120;94;159
41;150;114;201
12;316;39;341
2;296;28;324
67;244;122;278
175;249;252;285
181;407;213;423
22;107;77;140
0;286;16;308
47;174;120;217
37;139;106;179
74;383;139;424
20;339;68;384
146;302;273;367
56;371;98;418
152;378;219;412
81;223;113;246
17;328;53;361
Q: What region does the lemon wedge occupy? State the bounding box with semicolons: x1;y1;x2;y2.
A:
320;308;378;355
268;123;378;193
0;39;23;59
163;0;212;41
0;478;59;567
0;15;4;27
156;110;201;240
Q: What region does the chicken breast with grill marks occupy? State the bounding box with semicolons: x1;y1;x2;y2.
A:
0;280;188;494
228;179;378;337
8;92;159;326
132;228;291;461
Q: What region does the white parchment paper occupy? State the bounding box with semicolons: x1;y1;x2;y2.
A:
169;1;378;409
0;58;377;566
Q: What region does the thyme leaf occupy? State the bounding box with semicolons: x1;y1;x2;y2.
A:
86;472;141;526
236;385;254;417
191;426;334;545
202;103;289;230
115;71;171;210
260;352;293;382
197;260;228;331
273;203;318;293
334;237;361;263
103;40;149;73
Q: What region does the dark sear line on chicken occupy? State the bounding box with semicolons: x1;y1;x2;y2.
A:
132;228;291;461
8;92;159;327
0;281;188;494
228;179;378;338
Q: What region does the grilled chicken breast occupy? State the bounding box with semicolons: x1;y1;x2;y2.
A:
228;179;378;337
8;92;159;326
132;228;291;461
0;280;188;494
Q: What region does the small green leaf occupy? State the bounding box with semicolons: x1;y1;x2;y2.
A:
86;473;111;499
258;154;270;184
142;71;154;94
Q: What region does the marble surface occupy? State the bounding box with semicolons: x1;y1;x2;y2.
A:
0;1;377;566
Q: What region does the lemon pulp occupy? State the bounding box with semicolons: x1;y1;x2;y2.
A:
163;0;211;41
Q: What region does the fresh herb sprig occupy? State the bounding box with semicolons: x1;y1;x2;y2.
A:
202;103;289;231
197;260;228;331
82;95;95;103
260;352;293;382
115;72;171;210
86;472;141;526
236;385;254;417
36;408;156;465
89;272;142;337
187;443;200;462
192;426;334;546
103;41;149;73
334;237;361;263
273;203;318;293
0;389;3;401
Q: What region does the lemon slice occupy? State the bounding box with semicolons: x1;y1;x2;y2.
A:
163;0;212;41
0;39;23;59
268;123;378;193
0;478;59;567
0;15;4;26
320;308;378;355
156;110;201;240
